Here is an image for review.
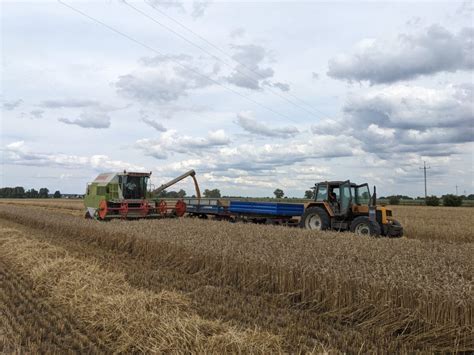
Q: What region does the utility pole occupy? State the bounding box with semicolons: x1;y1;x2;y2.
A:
419;161;430;198
456;185;458;195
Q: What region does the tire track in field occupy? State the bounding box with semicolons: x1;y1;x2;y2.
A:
0;257;107;353
0;221;286;354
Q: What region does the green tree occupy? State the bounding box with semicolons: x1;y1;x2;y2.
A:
39;188;49;198
304;190;314;199
273;188;284;199
25;188;39;198
425;195;440;206
177;189;186;198
443;194;463;207
53;190;62;199
204;189;221;198
388;196;400;205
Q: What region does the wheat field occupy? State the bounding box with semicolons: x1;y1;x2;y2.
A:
0;199;473;353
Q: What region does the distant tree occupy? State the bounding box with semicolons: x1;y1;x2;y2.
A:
425;195;440;206
443;194;463;207
204;189;221;198
467;194;474;200
388;196;400;205
53;190;62;199
273;189;284;199
177;189;186;198
39;188;49;198
13;186;25;198
304;190;314;199
26;188;39;198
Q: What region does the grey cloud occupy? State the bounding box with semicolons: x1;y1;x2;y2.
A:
236;112;299;138
41;99;100;108
140;110;167;132
225;45;274;90
321;84;474;158
328;25;474;84
30;109;44;119
312;72;319;80
58;111;111;128
3;99;23;110
191;1;212;18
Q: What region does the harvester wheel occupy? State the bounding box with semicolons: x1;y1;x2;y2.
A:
175;200;186;217
350;216;381;237
98;200;108;220
159;200;167;215
300;207;330;231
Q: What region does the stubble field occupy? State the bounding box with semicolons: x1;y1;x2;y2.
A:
0;199;472;353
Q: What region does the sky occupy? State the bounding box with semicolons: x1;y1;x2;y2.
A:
1;0;473;197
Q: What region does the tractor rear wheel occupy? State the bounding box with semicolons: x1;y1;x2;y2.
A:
350;216;381;237
300;207;330;231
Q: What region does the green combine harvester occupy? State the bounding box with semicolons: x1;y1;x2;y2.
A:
84;169;199;220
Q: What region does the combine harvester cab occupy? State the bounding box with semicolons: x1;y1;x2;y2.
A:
83;170;195;220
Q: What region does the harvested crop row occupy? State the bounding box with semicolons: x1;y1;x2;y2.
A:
0;224;284;353
0;205;472;351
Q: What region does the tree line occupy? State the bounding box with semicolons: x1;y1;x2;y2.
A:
0;187;62;199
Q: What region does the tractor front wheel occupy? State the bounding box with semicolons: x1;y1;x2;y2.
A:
350;216;381;237
300;207;330;231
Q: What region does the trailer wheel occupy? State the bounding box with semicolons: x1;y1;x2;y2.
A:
300;207;330;231
350;216;381;237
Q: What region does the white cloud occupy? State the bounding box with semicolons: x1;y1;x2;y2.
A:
3;141;144;171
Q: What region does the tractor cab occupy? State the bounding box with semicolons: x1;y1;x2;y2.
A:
314;181;372;216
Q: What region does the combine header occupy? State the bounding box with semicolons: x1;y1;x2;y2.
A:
84;169;198;220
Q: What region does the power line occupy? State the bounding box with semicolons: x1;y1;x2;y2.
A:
142;0;330;119
419;161;431;198
57;0;299;124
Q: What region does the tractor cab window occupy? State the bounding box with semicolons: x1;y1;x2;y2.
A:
315;184;328;201
355;185;371;205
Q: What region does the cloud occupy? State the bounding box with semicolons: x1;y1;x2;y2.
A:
116;55;216;104
146;0;184;11
328;25;474;84
235;112;299;138
2;99;23;110
41;99;100;108
312;72;319;80
314;84;474;158
58;111;111;128
225;44;275;90
3;141;144;171
135;129;231;159
266;81;290;92
191;1;212;18
30;109;44;119
230;27;245;39
140;110;167;132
